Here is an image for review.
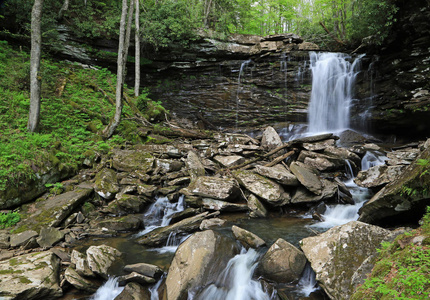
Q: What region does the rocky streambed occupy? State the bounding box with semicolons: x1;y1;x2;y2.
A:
1;126;429;300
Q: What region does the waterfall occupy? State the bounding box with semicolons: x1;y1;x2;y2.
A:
361;151;387;171
90;277;123;300
236;60;252;129
308;52;363;134
134;195;185;237
191;248;272;300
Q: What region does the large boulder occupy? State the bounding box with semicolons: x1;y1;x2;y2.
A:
254;164;299;186
358;144;430;224
261;126;283;150
136;212;214;246
0;251;62;299
112;150;154;173
300;221;392;300
291;179;337;204
298;150;345;172
354;165;405;188
165;230;238;300
290;161;323;195
94;168;119;200
184;176;241;201
36;227;65;248
16;188;93;232
234;170;290;206
64;267;98;293
86;245;122;279
114;282;151;300
257;238;306;283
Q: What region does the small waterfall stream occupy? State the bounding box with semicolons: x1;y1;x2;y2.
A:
236;60;252;129
308;52;363;134
191;248;273;300
90;277;123;300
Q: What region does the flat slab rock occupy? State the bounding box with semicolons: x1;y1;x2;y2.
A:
185;176;241;201
17;188;93;232
290;161;323;195
0;251;62;299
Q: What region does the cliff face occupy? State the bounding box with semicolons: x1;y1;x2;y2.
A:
363;0;430;138
137;33;319;130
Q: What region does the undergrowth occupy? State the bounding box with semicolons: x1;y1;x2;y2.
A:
351;206;430;299
0;211;21;229
0;40;157;193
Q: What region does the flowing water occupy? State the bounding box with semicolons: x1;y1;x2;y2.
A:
90;277;123;300
191;248;273;300
236;59;252;129
308;52;363;134
134;195;185;238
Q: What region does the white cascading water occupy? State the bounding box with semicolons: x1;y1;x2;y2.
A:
308;52;363;134
312;160;368;229
134;195;185;237
190;248;273;300
90;277;123;300
296;263;319;297
236;60;252;129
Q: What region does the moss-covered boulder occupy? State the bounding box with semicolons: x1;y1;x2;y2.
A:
184;176;241;202
112;150;155;173
15;188;93;233
94;168;119;200
300;221;392;300
0;251;62;299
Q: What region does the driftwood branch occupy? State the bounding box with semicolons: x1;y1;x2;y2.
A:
264;150;296;167
227;142;293;171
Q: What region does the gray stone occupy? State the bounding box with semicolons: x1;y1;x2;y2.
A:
112;150;155;173
300;221;392;300
106;194;151;215
0;251;62;299
234;170;290;206
257;238;306;283
137;184;157;198
202;198;249;212
291;179;337;204
255;164;299;186
95;215;143;232
213;155;246;168
165;230;238;300
124;263;163;279
354;165;405;188
302;139;336;151
86;245;122;279
64;267;98;293
261;126;283;150
50;248;70;262
247;194;268;218
17;188;93;231
185;176;241;201
0;231;10;249
298;150;345;172
232;225;266;249
186;150;206;180
199;218;226;230
114;282;151;300
10;230;38;248
118;272;156;285
71;249;94;277
36;227;65;248
386;148;420;165
290;161;323;195
95;168;119;200
155;159;184;174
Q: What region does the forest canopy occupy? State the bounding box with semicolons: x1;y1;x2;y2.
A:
0;0;398;49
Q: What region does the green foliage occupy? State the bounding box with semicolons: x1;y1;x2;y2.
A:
0;41;155;192
45;182;64;195
142;0;199;49
0;211;21;229
352;207;430;299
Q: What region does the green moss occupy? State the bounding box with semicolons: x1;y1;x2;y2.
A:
0;269;23;274
9;258;19;266
19;276;32;284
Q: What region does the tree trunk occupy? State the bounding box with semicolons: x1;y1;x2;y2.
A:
102;0;130;138
28;0;43;133
134;0;140;97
